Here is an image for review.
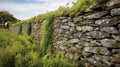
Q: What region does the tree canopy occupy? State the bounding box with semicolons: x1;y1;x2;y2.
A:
0;11;18;23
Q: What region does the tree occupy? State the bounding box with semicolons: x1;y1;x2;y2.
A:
0;11;18;28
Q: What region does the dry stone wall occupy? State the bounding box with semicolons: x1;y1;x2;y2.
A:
53;0;120;66
9;0;120;66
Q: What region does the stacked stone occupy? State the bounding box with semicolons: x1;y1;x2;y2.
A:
32;20;43;44
53;0;120;67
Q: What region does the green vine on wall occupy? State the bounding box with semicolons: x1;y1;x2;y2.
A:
40;14;54;55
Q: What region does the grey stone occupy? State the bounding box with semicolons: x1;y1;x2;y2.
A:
73;16;83;23
112;49;119;54
83;42;101;47
68;22;75;27
95;17;120;26
54;19;61;23
86;31;110;38
100;27;119;34
61;26;70;30
80;38;92;42
70;28;76;32
56;40;65;45
94;27;100;31
76;26;82;31
82;26;94;32
61;19;68;23
95;19;111;26
118;24;120;28
59;45;66;51
90;40;102;46
115;64;120;67
76;26;94;32
75;45;83;49
86;57;96;64
82;51;92;58
105;0;120;10
73;33;81;38
84;47;110;55
101;39;117;48
56;17;67;20
94;62;103;67
57;29;64;33
85;5;95;12
112;35;120;41
69;39;79;44
102;56;113;66
95;55;113;66
111;8;120;16
111;56;120;64
80;20;94;25
74;53;81;61
85;11;107;19
65;53;74;60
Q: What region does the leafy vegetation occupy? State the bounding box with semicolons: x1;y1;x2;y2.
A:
0;11;18;22
18;24;22;35
26;22;32;35
40;14;54;55
0;29;77;67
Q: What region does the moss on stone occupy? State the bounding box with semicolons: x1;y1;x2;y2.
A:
95;47;101;53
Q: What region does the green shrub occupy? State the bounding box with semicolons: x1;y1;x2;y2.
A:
26;22;32;36
18;24;22;35
41;52;77;67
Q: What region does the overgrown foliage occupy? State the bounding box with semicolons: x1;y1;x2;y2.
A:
40;14;54;55
0;29;77;67
26;22;32;35
18;24;22;35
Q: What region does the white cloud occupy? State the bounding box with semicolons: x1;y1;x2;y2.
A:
0;0;77;20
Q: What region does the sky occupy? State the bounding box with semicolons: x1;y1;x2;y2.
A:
0;0;77;20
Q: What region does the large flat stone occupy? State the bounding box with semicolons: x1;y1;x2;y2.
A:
105;0;120;10
61;26;70;30
95;16;120;26
100;27;119;34
112;35;120;41
85;11;107;19
83;41;101;47
84;47;110;55
111;8;120;16
86;31;110;39
69;39;79;44
76;26;94;32
101;39;117;48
